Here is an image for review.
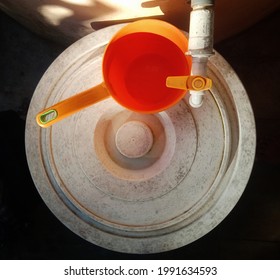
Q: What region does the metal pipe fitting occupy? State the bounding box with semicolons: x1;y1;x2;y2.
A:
188;0;214;108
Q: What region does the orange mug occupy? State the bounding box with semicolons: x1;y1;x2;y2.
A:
36;19;211;128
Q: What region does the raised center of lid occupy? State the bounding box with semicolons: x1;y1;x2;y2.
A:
115;121;154;158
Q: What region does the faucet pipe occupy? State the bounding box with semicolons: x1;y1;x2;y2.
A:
188;0;214;108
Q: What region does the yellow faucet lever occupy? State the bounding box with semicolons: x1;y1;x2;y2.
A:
166;75;212;91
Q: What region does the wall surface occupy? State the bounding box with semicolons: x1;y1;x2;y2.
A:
0;0;279;44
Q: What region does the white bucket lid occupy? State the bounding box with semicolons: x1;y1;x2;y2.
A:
25;24;256;254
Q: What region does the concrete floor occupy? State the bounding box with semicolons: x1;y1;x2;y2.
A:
0;9;279;259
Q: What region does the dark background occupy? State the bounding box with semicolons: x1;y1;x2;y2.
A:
0;9;279;259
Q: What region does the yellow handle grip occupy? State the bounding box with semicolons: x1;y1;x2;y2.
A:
166;75;212;91
36;83;110;128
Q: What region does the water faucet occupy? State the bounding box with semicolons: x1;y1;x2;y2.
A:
187;0;214;108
